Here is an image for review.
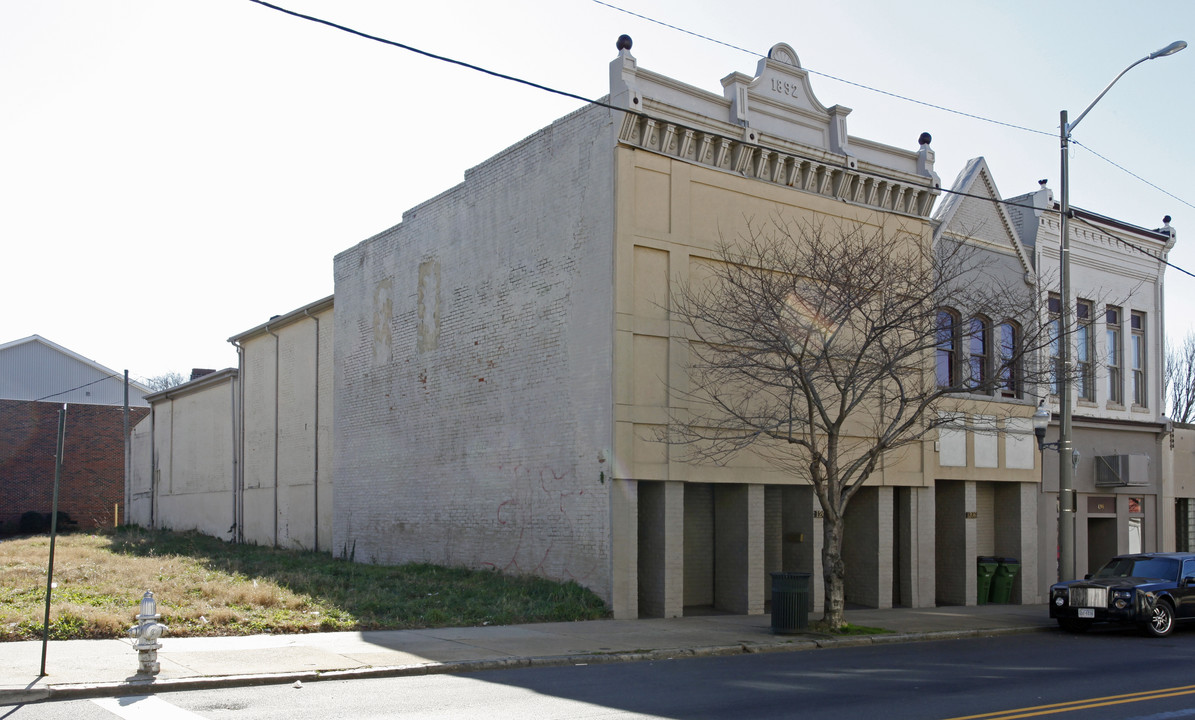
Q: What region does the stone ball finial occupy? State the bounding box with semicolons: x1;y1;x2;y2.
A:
918;132;932;146
1164;215;1172;224
617;35;633;51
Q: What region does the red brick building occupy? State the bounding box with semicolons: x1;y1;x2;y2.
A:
0;400;149;533
0;336;152;534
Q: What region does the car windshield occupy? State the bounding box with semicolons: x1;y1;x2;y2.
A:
1093;557;1179;582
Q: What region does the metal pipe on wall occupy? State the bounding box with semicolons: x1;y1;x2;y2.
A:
232;340;245;544
265;325;280;548
303;308;320;553
230;365;239;542
123;370;129;528
149;405;156;529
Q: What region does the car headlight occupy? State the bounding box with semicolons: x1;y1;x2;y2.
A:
1054;596;1064;607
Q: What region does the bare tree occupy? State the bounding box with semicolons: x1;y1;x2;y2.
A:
1167;332;1195;423
143;371;187;393
667;217;1052;630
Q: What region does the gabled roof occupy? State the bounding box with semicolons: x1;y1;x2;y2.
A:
228;295;334;344
932;157;1033;278
0;335;153;393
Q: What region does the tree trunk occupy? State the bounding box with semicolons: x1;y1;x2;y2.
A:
820;512;847;630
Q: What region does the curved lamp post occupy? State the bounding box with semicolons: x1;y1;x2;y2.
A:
1055;40;1186;583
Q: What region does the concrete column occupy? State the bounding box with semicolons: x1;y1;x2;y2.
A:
995;482;1039;604
714;484;765;614
843;486;894;609
637;481;684;618
610;478;638;619
935;480;977;606
1161;431;1177;553
1038;484;1059;592
782;486;824;613
910;486;936;608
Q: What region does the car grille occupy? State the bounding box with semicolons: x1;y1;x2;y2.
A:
1068;587;1107;608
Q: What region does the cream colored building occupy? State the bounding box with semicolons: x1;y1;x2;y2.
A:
129;297;333;551
128;368;239;537
333;40;968;619
128;38;1186;622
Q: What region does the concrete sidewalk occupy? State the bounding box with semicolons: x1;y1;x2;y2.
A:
0;604;1052;706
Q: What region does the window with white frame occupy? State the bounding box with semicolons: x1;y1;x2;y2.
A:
968;316;988;387
1077;299;1094;401
1048;294;1061;395
1132;311;1146;406
997;321;1020;399
1106;306;1122;405
936;309;958;388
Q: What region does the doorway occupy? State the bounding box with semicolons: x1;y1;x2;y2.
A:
1087;517;1117;576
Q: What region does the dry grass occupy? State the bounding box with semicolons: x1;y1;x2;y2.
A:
0;527;608;641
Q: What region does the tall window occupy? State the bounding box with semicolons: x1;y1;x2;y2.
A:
1107;306;1123;404
968;316;988;386
1077;300;1094;401
937;309;958;387
997;321;1019;399
1132;311;1146;406
1048;295;1061;395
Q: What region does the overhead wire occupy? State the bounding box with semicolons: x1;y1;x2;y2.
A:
245;0;1041;216
590;0;1053;139
1072;140;1195;213
592;0;1192;214
1071;213;1192;279
32;375;121;403
245;1;1189;275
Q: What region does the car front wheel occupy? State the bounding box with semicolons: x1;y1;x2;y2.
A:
1143;600;1175;638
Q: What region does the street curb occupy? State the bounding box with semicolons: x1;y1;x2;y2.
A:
0;624;1052;706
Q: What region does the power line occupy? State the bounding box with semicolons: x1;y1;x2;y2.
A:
590;0;1051;138
246;0;598;108
245;1;1036;214
246;1;1190;277
591;0;1193;214
1071;214;1193;280
1073;140;1195;213
32;373;124;403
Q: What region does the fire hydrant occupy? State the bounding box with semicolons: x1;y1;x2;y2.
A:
128;590;168;675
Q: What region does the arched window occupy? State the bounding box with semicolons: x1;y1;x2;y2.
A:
996;321;1020;398
968;316;989;386
936;309;958;388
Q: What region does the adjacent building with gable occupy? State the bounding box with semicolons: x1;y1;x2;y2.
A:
934;158;1179;604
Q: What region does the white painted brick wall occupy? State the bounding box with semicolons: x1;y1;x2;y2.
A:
332;105;617;602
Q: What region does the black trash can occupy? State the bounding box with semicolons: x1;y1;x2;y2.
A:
770;572;811;634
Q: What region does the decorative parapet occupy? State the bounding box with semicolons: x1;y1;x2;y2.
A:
610;39;939;219
616;110;939;218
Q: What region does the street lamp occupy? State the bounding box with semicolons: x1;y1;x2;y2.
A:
1034;400;1078;461
1055;39;1186;584
1032;401;1053;451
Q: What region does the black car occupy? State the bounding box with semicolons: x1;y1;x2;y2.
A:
1050;552;1195;637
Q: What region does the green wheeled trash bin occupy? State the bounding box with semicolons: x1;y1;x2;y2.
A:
976;557;999;605
771;572;811;634
990;558;1021;604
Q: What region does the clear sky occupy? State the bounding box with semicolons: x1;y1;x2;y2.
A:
2;0;1192;385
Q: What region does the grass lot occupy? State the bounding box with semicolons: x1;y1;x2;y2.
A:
0;527;609;642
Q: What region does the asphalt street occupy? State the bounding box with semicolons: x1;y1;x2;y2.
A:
6;629;1195;719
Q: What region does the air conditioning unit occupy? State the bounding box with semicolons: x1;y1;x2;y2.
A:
1095;454;1150;487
